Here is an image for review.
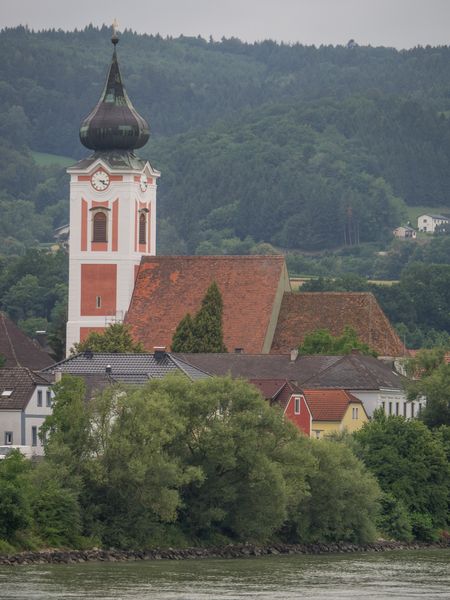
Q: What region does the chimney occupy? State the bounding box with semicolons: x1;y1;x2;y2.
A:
35;330;48;348
105;364;112;375
154;346;167;361
234;348;244;354
54;369;62;383
290;349;299;362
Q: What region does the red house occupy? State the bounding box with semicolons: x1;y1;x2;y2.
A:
250;379;312;436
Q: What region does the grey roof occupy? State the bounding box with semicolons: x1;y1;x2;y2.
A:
0;368;51;410
174;353;406;391
42;352;210;383
420;214;450;220
68;150;149;172
0;312;54;370
300;354;407;390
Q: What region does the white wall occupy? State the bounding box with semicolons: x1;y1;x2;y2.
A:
350;388;424;419
0;410;21;446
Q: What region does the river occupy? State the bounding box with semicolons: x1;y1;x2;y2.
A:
0;549;449;599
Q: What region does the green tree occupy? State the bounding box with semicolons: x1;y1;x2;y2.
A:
288;440;380;544
171;313;195;352
0;452;31;541
71;323;144;355
298;326;377;356
171;282;227;353
353;411;449;539
408;362;450;428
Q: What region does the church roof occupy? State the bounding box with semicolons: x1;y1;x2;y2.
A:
0;312;54;370
79;33;149;152
126;255;289;354
270;292;405;357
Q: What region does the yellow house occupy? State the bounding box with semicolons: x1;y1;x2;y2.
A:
303;389;368;439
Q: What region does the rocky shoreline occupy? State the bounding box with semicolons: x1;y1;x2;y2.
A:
0;540;448;566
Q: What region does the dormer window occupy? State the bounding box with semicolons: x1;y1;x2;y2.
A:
92;210;108;243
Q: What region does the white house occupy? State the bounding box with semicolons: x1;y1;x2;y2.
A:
417;214;449;233
0;368;54;456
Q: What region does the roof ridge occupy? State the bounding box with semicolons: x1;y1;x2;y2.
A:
297;355;344;386
167;354;211;379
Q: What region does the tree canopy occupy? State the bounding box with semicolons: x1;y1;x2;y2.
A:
71;323;144;355
298;326;377;356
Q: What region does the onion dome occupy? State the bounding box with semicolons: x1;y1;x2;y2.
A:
79;33;149;151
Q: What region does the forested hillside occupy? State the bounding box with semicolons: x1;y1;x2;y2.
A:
2;26;450;252
1;26;450;351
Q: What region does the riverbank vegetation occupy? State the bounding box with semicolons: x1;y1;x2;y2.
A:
0;375;448;553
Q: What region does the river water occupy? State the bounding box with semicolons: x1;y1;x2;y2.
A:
1;550;449;599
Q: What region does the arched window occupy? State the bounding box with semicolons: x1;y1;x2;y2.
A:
139;212;146;245
93;211;107;242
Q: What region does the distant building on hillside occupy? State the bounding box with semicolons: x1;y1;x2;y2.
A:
417;214;449;233
393;225;416;239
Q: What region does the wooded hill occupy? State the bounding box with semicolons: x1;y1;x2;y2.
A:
2;26;450;253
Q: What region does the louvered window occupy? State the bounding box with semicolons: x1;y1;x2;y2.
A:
139;213;146;244
93;211;107;242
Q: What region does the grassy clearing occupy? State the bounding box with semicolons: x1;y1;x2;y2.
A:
32;151;74;167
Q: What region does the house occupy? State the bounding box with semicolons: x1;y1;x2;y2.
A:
174;352;414;419
0;368;54;455
417;214;449;233
302;389;368;439
124;257;405;357
250;379;312;436
393;225;417;239
0;312;54;370
42;349;210;397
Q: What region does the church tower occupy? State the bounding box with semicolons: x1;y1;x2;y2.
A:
66;29;160;354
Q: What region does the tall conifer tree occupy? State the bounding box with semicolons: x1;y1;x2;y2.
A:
171;282;227;353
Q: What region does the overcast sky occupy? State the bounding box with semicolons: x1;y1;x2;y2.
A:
1;0;449;48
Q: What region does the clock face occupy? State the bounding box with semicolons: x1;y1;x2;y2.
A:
140;174;148;192
91;170;110;191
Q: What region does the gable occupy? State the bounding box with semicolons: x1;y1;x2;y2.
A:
126;256;289;354
270;292;405;356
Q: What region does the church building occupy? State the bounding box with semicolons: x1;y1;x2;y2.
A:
66;31;405;358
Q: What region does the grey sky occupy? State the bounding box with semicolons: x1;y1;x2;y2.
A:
1;0;449;48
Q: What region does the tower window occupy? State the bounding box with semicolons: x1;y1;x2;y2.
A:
139;212;146;245
96;296;102;309
93;211;107;242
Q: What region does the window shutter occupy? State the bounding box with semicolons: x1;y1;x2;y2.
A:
93;212;107;242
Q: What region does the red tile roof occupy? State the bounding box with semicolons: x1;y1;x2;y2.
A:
249;378;300;411
302;389;364;422
0;312;54;370
126;256;289;353
271;292;405;357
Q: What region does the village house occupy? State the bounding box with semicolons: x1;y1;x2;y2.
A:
417;213;449;233
249;379;312;436
173;351;414;419
393;225;417;239
302;389;368;439
0;367;54;455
